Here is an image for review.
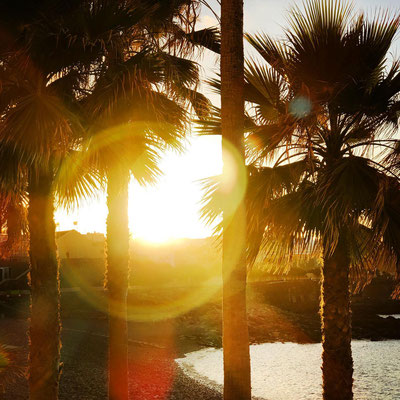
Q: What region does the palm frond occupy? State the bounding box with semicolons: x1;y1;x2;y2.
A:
245;32;290;78
54;150;105;210
184;27;220;53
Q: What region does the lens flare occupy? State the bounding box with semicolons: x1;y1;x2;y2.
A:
289;96;312;119
220;138;247;220
60;261;222;322
129;320;175;399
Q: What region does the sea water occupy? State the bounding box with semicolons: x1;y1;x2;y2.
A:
176;340;400;400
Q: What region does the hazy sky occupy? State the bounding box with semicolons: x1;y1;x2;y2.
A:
56;1;400;241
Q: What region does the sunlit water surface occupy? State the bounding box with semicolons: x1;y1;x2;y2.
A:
378;314;400;319
176;341;400;400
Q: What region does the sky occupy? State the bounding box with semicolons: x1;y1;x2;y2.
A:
55;0;400;242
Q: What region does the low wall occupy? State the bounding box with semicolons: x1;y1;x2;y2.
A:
251;279;320;313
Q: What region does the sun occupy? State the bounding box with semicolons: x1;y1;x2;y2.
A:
55;135;222;243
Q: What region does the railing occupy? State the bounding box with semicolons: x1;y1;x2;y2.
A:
0;268;29;287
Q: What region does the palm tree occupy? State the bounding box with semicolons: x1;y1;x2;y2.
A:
85;88;190;400
78;3;217;398
0;62;83;400
220;0;251;399
240;2;400;399
0;2;141;397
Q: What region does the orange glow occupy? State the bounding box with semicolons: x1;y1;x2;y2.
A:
0;347;9;371
129;321;176;399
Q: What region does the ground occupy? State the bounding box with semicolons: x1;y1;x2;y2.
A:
1;281;400;399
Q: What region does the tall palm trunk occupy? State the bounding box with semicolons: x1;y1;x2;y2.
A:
106;166;130;400
28;166;61;400
221;0;251;399
321;231;353;400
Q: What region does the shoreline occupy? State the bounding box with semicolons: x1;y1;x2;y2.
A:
1;316;400;399
1;284;400;399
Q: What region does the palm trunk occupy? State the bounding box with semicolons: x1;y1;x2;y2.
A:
321;231;353;400
221;0;251;399
222;203;251;400
106;166;130;400
28;167;61;400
